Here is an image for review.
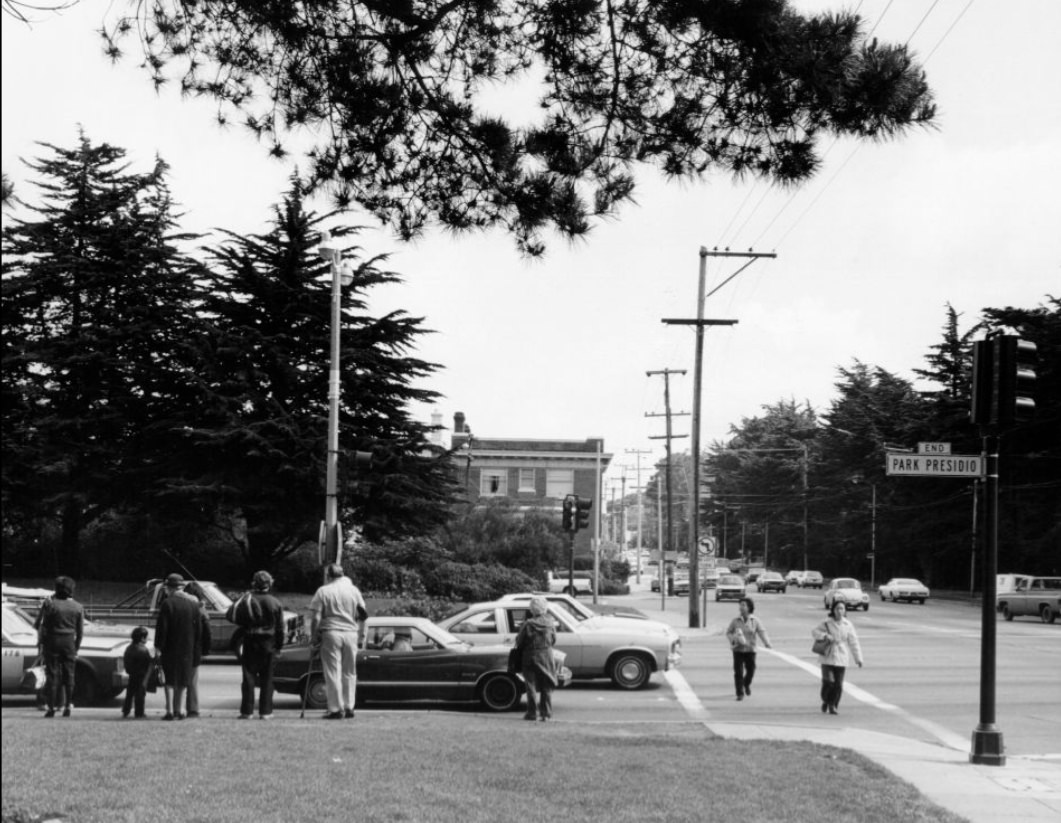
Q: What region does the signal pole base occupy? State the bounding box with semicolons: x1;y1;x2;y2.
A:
969;725;1006;766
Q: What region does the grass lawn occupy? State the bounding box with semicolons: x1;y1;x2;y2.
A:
1;714;967;823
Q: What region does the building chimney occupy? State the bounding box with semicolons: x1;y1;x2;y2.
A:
454;412;466;434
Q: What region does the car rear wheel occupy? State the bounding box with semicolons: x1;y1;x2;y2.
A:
609;653;651;690
303;675;328;710
479;674;522;711
863;603;869;612
1002;605;1014;621
918;599;926;605
1041;605;1056;625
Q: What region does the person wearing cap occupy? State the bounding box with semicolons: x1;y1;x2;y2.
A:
308;563;368;719
513;596;559;722
155;573;210;720
34;576;85;718
228;570;286;720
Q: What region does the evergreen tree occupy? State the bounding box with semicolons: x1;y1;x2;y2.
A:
1;132;201;575
103;0;935;255
172;176;456;571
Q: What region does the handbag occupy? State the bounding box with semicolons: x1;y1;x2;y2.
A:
811;635;831;655
21;661;47;691
146;661;165;693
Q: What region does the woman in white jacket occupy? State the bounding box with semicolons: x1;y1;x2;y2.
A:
812;600;863;715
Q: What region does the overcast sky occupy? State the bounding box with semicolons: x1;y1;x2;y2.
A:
3;1;1058;491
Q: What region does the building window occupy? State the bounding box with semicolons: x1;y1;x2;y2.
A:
518;468;536;493
546;469;574;498
481;470;507;496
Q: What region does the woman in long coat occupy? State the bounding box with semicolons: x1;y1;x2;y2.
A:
514;596;558;722
155;574;210;720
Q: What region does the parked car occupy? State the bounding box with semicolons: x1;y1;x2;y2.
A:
823;578;870;611
439;601;681;690
2;601;137;706
497;592;654;624
879;578;930;604
715;574;747;602
756;571;787;593
274;616;539;712
997;576;1061;624
799;571;825;589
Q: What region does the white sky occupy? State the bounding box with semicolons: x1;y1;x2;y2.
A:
3;1;1059;491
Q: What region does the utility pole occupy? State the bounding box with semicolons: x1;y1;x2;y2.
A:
625;449;651;585
647;369;688;606
662;246;771;628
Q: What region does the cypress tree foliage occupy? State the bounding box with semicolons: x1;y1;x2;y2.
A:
1;132;202;575
175;175;456;571
102;0;936;255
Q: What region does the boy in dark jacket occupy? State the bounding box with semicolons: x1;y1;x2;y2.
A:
122;626;153;719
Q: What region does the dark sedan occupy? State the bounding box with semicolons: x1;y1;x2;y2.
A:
756;572;787;593
273;617;526;712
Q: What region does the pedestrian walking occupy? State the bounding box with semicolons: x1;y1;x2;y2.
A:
155;573;210;721
725;596;772;701
181;581;212;718
813;600;863;715
121;626;153;719
34;576;85;718
308;563;368;720
227;570;286;720
514;596;558;722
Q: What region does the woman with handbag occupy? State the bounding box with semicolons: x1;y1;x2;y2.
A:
514;596;558;722
812;601;863;715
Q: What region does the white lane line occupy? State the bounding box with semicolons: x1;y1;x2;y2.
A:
664;669;710;720
765;649;970;751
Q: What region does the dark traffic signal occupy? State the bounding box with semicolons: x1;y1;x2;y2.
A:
562;496;575;532
576;498;592;531
971;335;1037;429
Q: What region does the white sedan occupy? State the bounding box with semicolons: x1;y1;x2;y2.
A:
879;578;930;604
439;600;681;690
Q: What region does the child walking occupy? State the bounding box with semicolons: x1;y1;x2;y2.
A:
122;626;153;719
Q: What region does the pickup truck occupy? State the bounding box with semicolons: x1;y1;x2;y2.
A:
544;571;595;597
997;576;1061;624
17;579;307;657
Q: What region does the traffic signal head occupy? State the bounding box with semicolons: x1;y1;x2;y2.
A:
998;336;1037;426
576;498;593;531
562;497;575;532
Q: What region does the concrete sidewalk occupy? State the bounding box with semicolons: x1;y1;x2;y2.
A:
617;590;1061;823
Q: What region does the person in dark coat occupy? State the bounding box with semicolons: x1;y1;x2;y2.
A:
121;626;153;719
514;596;558;722
227;570;285;720
34;576;85;718
155;573;209;721
181;581;212;718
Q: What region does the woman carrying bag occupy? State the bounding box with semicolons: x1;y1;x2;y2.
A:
812;600;863;715
514;596;558;722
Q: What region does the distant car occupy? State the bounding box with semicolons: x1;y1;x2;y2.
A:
799;571;825;589
879;578;930;604
439;601;681;689
1;601;135;706
715;575;747;602
824;578;870;611
756;572;787;593
745;568;765;584
274;616;533;712
701;568;721;589
784;571;803;586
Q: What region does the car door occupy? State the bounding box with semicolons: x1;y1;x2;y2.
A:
2;608;38;692
358;624;464;702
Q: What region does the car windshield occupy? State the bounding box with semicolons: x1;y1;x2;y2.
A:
719;576;741;585
762;573;781;580
835;578;860;588
894;579;921;586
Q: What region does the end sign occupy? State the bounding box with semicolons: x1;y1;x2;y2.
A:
886;452;983;478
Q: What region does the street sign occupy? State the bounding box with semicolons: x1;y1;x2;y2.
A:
918;442;951;455
886;452;983;478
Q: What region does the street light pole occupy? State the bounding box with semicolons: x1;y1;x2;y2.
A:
318;231;353;568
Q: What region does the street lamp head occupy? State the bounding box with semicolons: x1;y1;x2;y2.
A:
317;229;338;261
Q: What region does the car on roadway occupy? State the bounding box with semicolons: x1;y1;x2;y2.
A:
497;592;653;623
798;570;825;589
756;571;787;593
823;578;870;611
715;574;747;602
701;568;721;589
744;567;765;585
2;601;138;706
274;616;538;712
439;600;681;690
784;570;803;586
878;578;930;604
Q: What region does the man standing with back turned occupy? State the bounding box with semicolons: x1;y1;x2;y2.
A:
309;563;368;720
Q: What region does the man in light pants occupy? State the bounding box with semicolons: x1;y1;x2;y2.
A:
309;563;367;719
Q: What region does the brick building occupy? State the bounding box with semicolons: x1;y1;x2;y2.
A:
449;412;612;554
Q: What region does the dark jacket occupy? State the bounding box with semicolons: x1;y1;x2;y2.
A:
516;615;558;686
156;592;210;686
35;596;84;651
123;641;154;681
230;592;285;651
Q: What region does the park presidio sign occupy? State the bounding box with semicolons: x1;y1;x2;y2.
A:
886;452;984;478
